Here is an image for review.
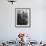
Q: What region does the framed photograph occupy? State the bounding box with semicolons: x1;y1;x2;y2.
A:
15;8;31;28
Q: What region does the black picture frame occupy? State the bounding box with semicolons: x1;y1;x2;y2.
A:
15;8;31;28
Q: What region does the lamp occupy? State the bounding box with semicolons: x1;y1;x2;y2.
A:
8;0;16;4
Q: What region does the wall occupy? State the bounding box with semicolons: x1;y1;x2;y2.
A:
0;0;46;42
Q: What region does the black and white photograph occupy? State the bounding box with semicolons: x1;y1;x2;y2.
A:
15;8;31;27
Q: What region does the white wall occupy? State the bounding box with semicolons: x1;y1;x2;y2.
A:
0;0;46;42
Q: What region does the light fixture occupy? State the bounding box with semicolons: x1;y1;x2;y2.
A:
8;0;16;4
